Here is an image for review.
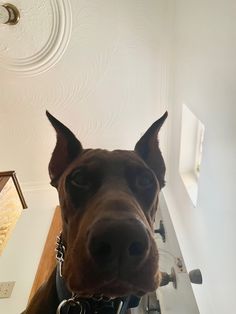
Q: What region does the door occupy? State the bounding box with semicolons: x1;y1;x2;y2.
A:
133;193;200;314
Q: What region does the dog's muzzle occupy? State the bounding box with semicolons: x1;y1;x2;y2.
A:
87;219;150;275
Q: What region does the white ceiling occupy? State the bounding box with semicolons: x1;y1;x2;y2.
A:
0;0;168;189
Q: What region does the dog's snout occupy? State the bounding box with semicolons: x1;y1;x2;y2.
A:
88;219;150;273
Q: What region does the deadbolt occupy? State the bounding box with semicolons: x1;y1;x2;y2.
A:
189;269;203;284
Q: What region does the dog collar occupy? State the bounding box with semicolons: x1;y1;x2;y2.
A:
55;232;140;314
56;264;133;314
55;232;65;278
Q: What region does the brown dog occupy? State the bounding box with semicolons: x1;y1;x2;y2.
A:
24;111;167;314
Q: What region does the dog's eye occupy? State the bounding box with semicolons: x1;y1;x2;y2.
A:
70;169;91;190
136;173;154;189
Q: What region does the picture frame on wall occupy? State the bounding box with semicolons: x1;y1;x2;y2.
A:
0;171;27;255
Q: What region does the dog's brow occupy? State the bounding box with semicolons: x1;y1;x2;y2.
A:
80;149;122;162
81;153;145;171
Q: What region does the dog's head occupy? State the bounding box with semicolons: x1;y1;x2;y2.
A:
47;111;167;298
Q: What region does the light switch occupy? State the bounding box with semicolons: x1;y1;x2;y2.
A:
0;281;15;298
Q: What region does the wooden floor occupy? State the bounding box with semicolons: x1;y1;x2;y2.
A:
28;206;62;303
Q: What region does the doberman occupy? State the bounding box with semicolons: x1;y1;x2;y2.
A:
23;111;168;314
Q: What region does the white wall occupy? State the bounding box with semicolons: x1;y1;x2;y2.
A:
0;188;58;314
164;0;236;313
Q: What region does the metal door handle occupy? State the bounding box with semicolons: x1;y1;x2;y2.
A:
160;268;177;289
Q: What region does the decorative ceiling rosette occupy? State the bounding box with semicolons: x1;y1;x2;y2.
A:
0;0;72;76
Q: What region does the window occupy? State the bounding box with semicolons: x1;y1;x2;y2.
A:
179;105;205;206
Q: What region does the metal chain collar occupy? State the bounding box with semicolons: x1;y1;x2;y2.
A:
55;232;65;278
56;296;124;314
56;294;84;314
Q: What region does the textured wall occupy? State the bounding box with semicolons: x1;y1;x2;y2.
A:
0;0;169;189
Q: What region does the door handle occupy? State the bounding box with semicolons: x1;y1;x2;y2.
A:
160;268;203;289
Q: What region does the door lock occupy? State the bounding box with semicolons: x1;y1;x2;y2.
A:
160;268;203;289
160;268;177;289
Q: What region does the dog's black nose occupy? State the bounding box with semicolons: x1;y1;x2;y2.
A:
88;219;149;272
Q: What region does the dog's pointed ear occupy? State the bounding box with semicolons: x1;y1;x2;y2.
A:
46;111;83;187
135;112;168;189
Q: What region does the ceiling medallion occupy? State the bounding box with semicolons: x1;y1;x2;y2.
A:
0;0;72;76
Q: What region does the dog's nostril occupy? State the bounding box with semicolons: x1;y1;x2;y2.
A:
98;242;112;256
129;241;145;256
92;241;112;258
